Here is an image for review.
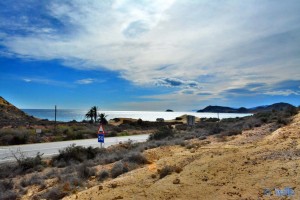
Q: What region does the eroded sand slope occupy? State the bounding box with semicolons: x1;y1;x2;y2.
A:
64;113;300;200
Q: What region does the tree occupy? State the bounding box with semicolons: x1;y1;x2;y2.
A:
98;113;108;125
85;109;94;123
85;106;99;123
91;106;98;123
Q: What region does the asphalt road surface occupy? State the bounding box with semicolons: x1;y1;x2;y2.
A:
0;134;149;163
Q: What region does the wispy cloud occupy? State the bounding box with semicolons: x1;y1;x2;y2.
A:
1;0;300;103
264;90;300;96
21;77;72;87
75;78;95;85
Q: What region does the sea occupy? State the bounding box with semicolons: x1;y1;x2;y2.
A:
22;109;251;122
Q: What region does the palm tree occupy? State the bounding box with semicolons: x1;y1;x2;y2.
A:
91;106;98;123
85;109;94;123
98;113;108;125
85;106;99;123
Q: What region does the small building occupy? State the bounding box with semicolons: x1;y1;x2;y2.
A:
187;115;195;126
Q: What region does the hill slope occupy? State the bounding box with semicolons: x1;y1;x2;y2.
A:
0;96;37;127
64;112;300;200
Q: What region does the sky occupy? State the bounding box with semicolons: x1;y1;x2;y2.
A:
0;0;299;111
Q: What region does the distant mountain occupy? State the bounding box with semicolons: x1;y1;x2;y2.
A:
249;103;296;113
197;102;296;113
0;96;37;127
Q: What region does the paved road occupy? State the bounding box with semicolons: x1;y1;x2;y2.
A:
0;134;149;163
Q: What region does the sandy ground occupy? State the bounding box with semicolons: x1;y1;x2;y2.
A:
63;113;300;200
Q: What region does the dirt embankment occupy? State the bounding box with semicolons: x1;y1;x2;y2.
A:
64;113;300;200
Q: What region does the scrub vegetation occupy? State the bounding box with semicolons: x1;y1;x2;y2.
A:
0;106;298;199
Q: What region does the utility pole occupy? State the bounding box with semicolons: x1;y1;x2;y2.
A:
54;105;57;133
55;105;57;123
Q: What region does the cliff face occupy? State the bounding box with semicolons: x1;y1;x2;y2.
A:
0;96;37;127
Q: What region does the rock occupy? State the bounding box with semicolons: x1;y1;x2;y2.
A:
173;178;180;184
113;196;123;199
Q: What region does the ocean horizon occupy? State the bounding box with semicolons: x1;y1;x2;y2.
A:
22;109;251;122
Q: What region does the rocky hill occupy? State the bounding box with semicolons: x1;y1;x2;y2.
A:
197;102;296;113
0;96;37;127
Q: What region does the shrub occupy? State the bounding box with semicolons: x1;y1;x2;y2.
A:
40;187;67;200
77;164;96;179
10;133;29;145
45;169;58;179
124;152;149;165
61;175;81;188
0;163;16;179
0;190;18;200
52;144;102;166
222;129;242;136
174;138;186;146
159;166;175;179
0;179;14;192
98;170;109;182
285;106;298;116
149;127;174;140
20;174;44;187
184;135;195;140
12;151;44;172
198;136;207;140
277;117;290;125
111;161;128;178
209;123;223;134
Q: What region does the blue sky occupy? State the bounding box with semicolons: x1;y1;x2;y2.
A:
0;0;299;111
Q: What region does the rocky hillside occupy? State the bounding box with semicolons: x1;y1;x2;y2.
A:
0;96;37;127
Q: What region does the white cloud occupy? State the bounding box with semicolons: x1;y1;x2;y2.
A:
264;90;300;96
23;78;32;82
75;78;94;85
1;0;300;96
21;77;72;87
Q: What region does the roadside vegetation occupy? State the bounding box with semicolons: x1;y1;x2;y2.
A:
0;107;298;199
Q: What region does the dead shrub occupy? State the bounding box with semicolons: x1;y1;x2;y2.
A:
111;161;128;178
124;152;150;165
40;187;67;200
77;164;96;179
98;170;109;182
159;166;175;179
